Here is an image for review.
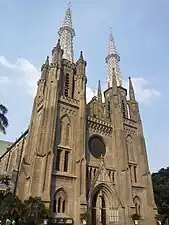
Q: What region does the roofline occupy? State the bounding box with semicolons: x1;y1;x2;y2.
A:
0;129;29;160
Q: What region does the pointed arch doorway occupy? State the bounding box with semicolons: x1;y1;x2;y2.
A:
92;190;106;225
90;184;121;225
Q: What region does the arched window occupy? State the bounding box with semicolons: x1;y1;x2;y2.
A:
53;189;67;214
64;73;69;97
62;200;65;213
58;196;61;213
107;100;111;118
65;124;70;146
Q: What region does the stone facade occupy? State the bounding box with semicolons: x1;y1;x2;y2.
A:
0;9;157;225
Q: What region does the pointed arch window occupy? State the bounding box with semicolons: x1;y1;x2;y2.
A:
64;73;69;97
53;189;67;214
62;200;65;213
107;100;111;118
64;151;69;172
65;123;70;146
58;196;61;213
55;149;61;171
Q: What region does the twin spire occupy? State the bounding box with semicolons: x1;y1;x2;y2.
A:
58;1;75;62
57;2;135;100
105;28;122;88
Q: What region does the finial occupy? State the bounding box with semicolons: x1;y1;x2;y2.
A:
79;51;83;60
97;80;102;102
56;39;61;49
67;0;71;8
129;76;136;101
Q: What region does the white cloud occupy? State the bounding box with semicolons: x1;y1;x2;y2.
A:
0;56;160;104
0;56;40;96
86;77;160;104
123;77;160;104
0;76;10;93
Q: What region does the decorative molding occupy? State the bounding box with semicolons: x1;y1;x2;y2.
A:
123;118;137;128
124;126;136;136
88;116;113;136
62;59;76;70
60;104;77;116
52;172;76;181
59;94;79;108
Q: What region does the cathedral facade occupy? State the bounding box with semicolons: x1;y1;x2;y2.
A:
0;4;157;225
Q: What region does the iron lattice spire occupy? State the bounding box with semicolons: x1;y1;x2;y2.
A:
58;1;75;62
105;28;122;87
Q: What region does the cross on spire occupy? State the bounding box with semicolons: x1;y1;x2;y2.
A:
67;0;71;8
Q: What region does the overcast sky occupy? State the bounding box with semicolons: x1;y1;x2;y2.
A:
0;0;169;172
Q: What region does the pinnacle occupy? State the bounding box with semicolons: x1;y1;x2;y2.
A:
56;39;61;49
79;51;83;60
45;56;49;65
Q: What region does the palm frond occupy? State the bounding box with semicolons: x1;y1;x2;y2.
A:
0;104;8;114
0;122;6;134
0;113;8;127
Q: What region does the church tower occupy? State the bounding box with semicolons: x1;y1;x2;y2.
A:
0;3;157;225
16;3;88;223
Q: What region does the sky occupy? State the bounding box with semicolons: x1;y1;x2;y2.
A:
0;0;169;172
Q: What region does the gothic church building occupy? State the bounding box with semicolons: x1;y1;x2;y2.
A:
0;4;157;225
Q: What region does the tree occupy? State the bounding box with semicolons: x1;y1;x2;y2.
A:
0;193;50;225
0;192;24;223
24;196;50;225
152;167;169;224
0;104;8;134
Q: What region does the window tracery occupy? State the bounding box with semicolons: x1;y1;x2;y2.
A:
64;73;69;97
53;188;67;214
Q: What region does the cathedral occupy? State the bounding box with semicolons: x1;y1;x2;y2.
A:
0;3;157;225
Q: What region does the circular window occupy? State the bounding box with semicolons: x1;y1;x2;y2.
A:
88;135;106;158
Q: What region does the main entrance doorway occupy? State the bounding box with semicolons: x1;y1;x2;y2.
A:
90;184;121;225
92;190;106;225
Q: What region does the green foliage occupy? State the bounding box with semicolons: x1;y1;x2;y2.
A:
0;104;8;134
152;167;169;224
0;193;50;225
